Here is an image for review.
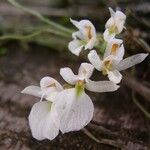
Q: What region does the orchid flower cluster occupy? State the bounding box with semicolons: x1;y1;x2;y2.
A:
22;8;148;141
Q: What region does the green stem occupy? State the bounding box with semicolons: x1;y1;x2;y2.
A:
0;28;70;41
7;0;72;35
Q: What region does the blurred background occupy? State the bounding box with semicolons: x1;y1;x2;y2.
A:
0;0;149;149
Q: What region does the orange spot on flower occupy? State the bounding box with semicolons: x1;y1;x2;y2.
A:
85;25;92;40
111;44;119;55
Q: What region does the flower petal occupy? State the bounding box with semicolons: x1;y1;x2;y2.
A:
116;53;148;71
108;70;122;84
54;88;94;133
109;7;115;17
88;50;102;71
115;44;125;61
40;76;63;101
104;38;123;58
78;62;94;81
115;10;126;23
68;40;83;56
85;79;119;92
70;19;96;43
116;21;125;33
105;8;126;34
85;37;97;50
60;68;77;85
28;101;59;140
21;85;42;98
40;76;63;90
103;29;115;41
72;31;83;40
70;18;80;29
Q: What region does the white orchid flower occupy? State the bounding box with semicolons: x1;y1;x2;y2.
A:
53;63;119;134
21;77;63;140
22;76;63;102
104;7;126;41
104;38;124;61
68;19;97;56
88;50;148;84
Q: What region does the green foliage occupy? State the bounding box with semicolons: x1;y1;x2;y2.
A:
99;40;107;54
0;47;7;56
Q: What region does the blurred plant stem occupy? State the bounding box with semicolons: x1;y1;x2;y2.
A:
0;0;75;51
131;68;150;119
82;128;126;149
132;92;150;119
7;0;72;36
0;27;70;40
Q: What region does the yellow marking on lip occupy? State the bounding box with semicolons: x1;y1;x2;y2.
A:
111;43;119;55
109;24;118;34
46;83;56;88
102;60;112;75
85;25;92;40
104;60;112;67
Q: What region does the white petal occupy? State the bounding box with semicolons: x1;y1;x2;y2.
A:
68;40;83;56
115;10;126;22
54;88;94;133
105;18;114;29
114;10;126;33
88;50;102;71
40;76;63;91
60;68;77;85
43;104;60;140
78;62;94;80
85;37;97;50
85;79;119;92
109;7;115;17
115;44;125;61
78;20;96;40
70;18;80;29
28;101;59;140
46;91;60;102
103;29;115;41
104;38;123;58
21;85;42;98
40;76;63;101
108;70;122;84
72;31;83;39
105;8;126;34
116;21;125;33
71;19;96;42
116;53;148;71
104;54;121;67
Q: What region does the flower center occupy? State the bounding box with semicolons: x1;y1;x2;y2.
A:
102;60;112;75
77;80;85;86
75;80;85;97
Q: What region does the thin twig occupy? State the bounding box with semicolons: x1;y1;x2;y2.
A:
88;123;118;137
134;38;150;53
122;72;150;102
132;92;150;119
7;0;72;35
82;128;126;150
0;27;70;41
130;68;150;119
1;2;108;18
